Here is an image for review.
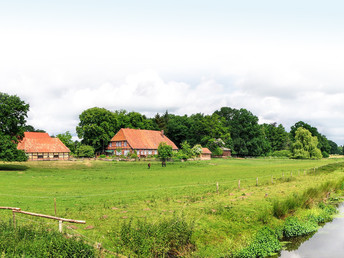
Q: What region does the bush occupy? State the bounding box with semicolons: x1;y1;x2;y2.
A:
235;227;281;257
76;145;94;158
271;150;291;158
322;151;330;158
119;215;194;257
283;217;318;238
0;222;95;257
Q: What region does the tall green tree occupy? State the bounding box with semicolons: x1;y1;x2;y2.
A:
290;121;330;155
76;107;118;153
214;107;269;156
165;114;192;148
56;131;75;153
261;123;289;152
0;93;29;161
114;110;157;130
291;127;322;159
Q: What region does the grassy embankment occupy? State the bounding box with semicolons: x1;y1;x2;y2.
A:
0;158;344;257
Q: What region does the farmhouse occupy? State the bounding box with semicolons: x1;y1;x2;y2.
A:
17;132;71;161
106;128;178;157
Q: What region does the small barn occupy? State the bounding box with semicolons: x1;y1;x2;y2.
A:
200;148;212;160
106;128;178;157
221;147;232;157
17;132;71;161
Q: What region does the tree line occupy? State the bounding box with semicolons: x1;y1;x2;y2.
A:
74;106;343;159
1;92;343;161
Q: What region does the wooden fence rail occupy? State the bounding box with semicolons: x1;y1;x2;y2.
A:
0;207;85;232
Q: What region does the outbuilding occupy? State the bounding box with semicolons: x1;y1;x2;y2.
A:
17;132;71;161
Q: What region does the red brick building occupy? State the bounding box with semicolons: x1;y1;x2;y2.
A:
17;132;71;161
106;128;178;157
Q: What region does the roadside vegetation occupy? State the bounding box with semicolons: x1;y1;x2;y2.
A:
1;158;344;257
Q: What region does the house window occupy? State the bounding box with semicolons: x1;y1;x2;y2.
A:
116;142;121;147
38;154;43;159
123;150;129;156
109;142;112;147
54;154;59;158
116;150;121;155
124;141;127;147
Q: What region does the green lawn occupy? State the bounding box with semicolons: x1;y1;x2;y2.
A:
0;158;343;256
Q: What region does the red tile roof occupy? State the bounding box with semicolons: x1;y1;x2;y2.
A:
17;132;70;153
110;128;178;150
23;132;50;138
201;148;212;154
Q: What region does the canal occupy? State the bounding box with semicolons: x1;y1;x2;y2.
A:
278;204;344;258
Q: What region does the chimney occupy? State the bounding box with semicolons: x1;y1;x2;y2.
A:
161;130;164;136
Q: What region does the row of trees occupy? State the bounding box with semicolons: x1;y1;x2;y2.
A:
76;106;343;159
0;91;342;161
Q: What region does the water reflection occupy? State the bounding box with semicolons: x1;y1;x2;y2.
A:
278;205;344;258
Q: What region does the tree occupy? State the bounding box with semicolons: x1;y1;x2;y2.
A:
165;115;192;148
214;107;269;156
56;131;75;153
76;145;95;158
76;107;118;153
0;93;29;161
261;123;289;152
291;127;322;159
157;142;173;161
290;121;330;155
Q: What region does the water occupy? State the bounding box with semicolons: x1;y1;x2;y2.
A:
278;204;344;258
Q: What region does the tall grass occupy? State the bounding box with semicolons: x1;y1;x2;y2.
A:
0;221;95;257
117;215;194;257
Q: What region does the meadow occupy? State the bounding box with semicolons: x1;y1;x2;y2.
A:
1;157;344;257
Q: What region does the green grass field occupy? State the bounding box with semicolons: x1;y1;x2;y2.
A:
1;158;343;257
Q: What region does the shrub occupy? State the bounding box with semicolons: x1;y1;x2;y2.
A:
119;215;194;257
76;145;94;158
283;217;318;238
235;227;281;258
271;150;291;158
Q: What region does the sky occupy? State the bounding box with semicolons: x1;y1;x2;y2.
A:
1;1;344;144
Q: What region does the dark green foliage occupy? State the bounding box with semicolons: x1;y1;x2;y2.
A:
56;131;76;153
0;92;30;161
0;222;95;257
261;123;289;152
0;164;28;171
76;145;95;158
214;107;269;156
283;217;318;238
76;107;118;153
119;216;194;257
234;227;281;258
157;142;173;161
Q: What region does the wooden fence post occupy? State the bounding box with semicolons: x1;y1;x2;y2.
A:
256;177;258;186
59;220;63;233
12;210;16;229
238;180;241;190
216;182;219;194
54;198;57;216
